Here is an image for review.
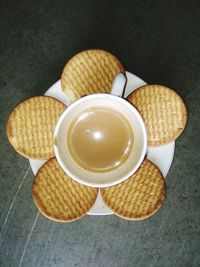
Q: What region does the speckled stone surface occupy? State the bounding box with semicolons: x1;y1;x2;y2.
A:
0;1;200;266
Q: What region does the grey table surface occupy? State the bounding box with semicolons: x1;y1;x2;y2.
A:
0;1;200;266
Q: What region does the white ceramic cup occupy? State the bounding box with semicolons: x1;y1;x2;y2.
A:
54;73;147;187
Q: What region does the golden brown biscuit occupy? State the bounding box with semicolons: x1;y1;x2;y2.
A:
127;84;187;146
6;96;66;159
101;160;166;220
32;158;98;222
61;49;125;102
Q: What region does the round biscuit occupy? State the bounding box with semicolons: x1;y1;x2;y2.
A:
127;84;187;146
32;158;98;222
6;96;66;159
61;49;125;102
100;160;166;220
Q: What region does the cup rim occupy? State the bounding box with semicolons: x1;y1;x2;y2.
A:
54;93;147;187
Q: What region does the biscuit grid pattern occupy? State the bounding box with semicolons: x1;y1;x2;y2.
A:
7;96;66;159
32;158;98;222
61;49;125;102
101;160;165;220
128;85;187;146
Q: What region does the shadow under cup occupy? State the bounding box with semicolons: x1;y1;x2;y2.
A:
54;94;147;187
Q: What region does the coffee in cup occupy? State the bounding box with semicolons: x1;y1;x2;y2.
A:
67;106;134;173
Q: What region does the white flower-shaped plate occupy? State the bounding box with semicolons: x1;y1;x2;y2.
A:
29;71;175;215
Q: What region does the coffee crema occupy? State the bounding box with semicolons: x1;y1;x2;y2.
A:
67;106;134;172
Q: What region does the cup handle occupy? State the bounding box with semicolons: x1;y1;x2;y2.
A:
111;73;127;98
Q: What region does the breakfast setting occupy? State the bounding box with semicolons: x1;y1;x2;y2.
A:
6;49;187;223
